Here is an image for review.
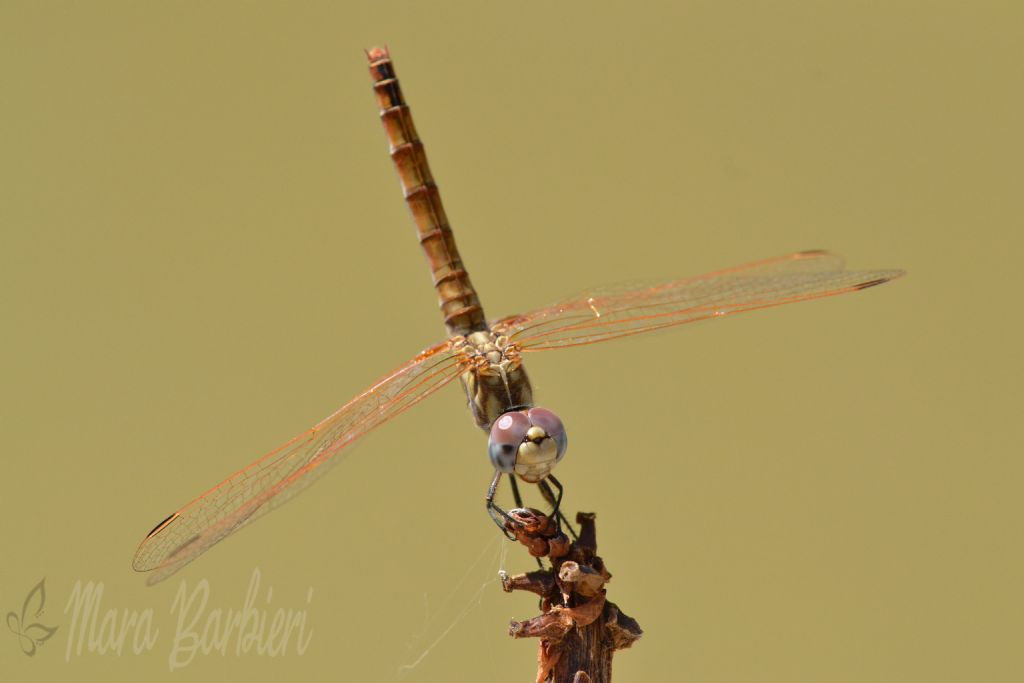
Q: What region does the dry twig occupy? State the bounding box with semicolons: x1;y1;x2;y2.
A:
500;511;642;683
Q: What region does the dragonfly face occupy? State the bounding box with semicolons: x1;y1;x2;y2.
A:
488;407;568;484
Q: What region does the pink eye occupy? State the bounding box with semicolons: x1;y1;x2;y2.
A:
527;407;568;463
488;411;530;473
493;411;530;442
527;407;564;440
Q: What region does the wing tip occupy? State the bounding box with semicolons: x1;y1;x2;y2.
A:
145;511;179;538
856;270;906;290
131;511;180;573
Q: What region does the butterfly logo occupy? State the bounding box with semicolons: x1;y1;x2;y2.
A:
7;578;59;656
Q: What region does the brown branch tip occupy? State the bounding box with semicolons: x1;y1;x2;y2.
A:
500;510;642;683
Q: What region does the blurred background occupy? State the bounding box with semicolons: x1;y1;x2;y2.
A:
2;1;1020;681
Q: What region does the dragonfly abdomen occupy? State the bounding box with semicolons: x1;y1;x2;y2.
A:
367;47;487;337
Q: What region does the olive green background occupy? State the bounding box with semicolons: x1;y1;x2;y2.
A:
2;1;1020;681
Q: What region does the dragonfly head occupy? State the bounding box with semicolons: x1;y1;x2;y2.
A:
488;407;568;483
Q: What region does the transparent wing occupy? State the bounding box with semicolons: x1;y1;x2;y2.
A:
132;339;467;584
494;251;904;351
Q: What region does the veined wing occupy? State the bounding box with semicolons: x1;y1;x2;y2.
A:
494;251;904;351
132;339;467;584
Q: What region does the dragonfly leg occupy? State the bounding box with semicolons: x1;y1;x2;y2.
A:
509;474;526;509
486;470;518;540
539;475;578;541
508;476;546;569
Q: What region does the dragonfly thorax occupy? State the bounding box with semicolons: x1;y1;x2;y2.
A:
454;329;534;429
488;407;568;483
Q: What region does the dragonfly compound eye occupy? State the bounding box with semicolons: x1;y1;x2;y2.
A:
527;407;568;464
488;411;530;473
505;407;568;483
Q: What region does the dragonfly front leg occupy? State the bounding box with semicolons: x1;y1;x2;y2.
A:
508;475;526;509
486;470;519;540
509;476;546;569
539;474;578;541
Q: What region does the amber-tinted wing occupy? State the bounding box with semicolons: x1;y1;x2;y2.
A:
495;251;904;351
132;340;467;584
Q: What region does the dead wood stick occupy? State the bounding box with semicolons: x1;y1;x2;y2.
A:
500;510;642;683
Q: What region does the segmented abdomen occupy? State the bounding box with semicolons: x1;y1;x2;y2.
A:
367;47;488;337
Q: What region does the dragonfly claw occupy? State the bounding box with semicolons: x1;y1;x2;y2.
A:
504;508;570;559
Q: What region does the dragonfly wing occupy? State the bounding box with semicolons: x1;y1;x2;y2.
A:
494;251;904;351
132;339;467;584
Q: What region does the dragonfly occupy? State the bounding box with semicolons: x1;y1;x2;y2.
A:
132;47;904;583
